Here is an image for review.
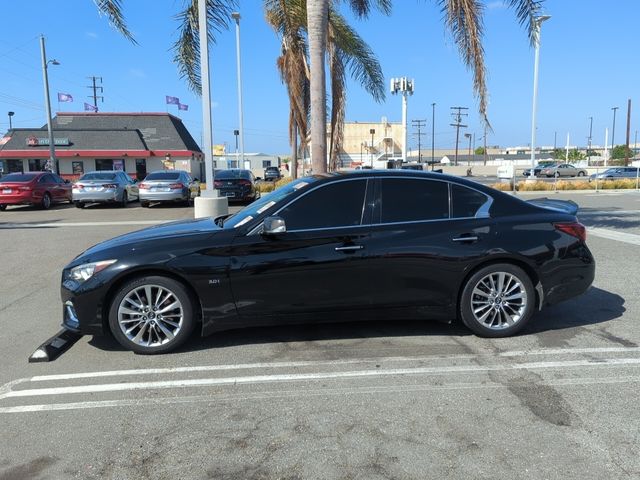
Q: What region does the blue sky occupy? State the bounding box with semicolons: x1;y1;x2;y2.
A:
0;0;637;154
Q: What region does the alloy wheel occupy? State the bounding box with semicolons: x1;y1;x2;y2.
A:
470;271;528;330
117;284;184;347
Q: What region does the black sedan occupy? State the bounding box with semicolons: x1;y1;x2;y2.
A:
213;169;259;203
60;171;595;354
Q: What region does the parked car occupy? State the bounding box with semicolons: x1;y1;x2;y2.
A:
72;170;138;208
138;170;200;207
522;161;555;177
60;170;595;354
539;163;587;178
400;163;424;171
214;169;259;202
589;166;640;182
264;166;282;181
0;172;72;210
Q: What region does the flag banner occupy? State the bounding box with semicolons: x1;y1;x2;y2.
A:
84;102;98;112
57;93;73;102
178;103;188;111
165;95;180;105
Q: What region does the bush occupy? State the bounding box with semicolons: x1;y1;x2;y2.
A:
256;176;293;193
489;178;638;192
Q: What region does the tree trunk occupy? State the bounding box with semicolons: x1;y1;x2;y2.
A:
307;0;328;173
292;123;298;180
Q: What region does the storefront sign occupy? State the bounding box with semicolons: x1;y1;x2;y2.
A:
26;136;71;147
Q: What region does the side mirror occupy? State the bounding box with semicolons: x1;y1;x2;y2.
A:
263;216;286;235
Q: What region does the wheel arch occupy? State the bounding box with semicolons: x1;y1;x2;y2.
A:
101;267;204;335
456;257;543;319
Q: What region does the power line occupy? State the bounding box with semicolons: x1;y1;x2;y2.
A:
450;106;468;166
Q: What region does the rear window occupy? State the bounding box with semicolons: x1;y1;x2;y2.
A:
266;167;279;172
217;170;251;180
80;172;116;181
0;173;36;183
145;172;181;181
451;184;489;218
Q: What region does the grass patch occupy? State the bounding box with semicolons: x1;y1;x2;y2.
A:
489;178;638;192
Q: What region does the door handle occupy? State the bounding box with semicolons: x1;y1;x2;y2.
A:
452;236;479;243
335;245;364;252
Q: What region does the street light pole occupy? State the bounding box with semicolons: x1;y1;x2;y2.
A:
528;15;551;182
611;106;619;156
231;12;245;168
431;102;435;170
370;128;375;168
587;116;593;165
40;35;59;174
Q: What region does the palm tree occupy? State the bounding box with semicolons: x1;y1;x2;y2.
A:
305;0;543;172
94;0;238;92
267;0;385;173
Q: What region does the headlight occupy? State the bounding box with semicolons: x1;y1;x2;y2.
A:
69;260;117;283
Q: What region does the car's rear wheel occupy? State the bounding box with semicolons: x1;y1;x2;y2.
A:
459;263;535;337
108;276;196;354
0;204;6;211
140;200;150;208
75;202;85;209
578;171;585;177
41;193;51;210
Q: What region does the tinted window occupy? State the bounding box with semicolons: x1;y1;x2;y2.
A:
39;174;54;183
145;172;180;181
279;180;367;230
216;170;252;180
451;184;488;218
0;173;36;183
80;172;117;181
380;178;449;223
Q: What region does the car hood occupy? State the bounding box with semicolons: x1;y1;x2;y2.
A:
79;217;221;259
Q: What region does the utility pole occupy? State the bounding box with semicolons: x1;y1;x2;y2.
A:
587;117;593;165
411;119;426;163
554;131;557;150
431;103;435;170
450;106;468;166
625;99;631;166
464;133;472;165
86;76;103;111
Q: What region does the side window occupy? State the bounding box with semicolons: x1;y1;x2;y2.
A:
39;174;53;183
380;178;449;223
278;180;367;230
451;184;490;218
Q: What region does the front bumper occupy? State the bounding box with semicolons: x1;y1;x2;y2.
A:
61;277;109;335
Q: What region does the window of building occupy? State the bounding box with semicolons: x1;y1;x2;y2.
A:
262;160;271;168
380;178;449;223
278;179;367;231
95;159;114;171
72;161;84;175
28;159;45;171
7;159;24;173
135;159;146;180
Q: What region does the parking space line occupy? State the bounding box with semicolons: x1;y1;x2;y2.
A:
0;220;166;229
588;228;640;246
27;346;640;383
4;357;640;400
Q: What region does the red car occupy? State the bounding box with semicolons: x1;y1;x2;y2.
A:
0;172;72;210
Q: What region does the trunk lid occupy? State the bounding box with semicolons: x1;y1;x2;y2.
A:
526;197;579;215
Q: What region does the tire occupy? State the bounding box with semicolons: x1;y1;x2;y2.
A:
0;204;6;211
75;202;85;209
578;171;585;177
119;191;128;208
108;275;196;354
554;172;560;178
459;263;535;338
41;193;51;210
140;201;150;208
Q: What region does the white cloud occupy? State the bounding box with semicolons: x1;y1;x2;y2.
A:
86;32;99;39
129;68;146;78
487;1;506;9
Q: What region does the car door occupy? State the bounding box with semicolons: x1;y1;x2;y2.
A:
361;177;495;318
38;174;57;201
51;174;71;202
227;178;375;322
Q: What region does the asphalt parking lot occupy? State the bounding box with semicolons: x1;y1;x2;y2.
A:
1;191;639;479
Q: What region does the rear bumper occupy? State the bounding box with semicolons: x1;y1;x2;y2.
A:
216;188;255;201
73;190;121;203
542;245;596;306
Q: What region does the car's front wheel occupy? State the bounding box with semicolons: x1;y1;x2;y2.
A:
578;171;585;177
108;276;196;354
459;264;535;338
41;193;51;210
0;204;6;211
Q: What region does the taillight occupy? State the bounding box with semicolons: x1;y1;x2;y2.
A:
103;183;118;189
73;183;83;190
238;180;252;186
169;183;184;189
554;222;586;242
214;181;223;188
138;183;149;190
18;186;32;191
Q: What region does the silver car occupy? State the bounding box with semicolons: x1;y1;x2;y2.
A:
589;166;640;182
540;163;588;178
138;170;200;207
73;171;139;208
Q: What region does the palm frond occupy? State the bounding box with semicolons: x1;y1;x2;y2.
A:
93;0;137;44
440;0;488;125
343;0;392;18
504;0;544;46
328;9;385;103
172;0;237;93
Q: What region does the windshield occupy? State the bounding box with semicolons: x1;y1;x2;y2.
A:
145;172;181;180
80;172;117;181
222;177;318;229
0;173;36;183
